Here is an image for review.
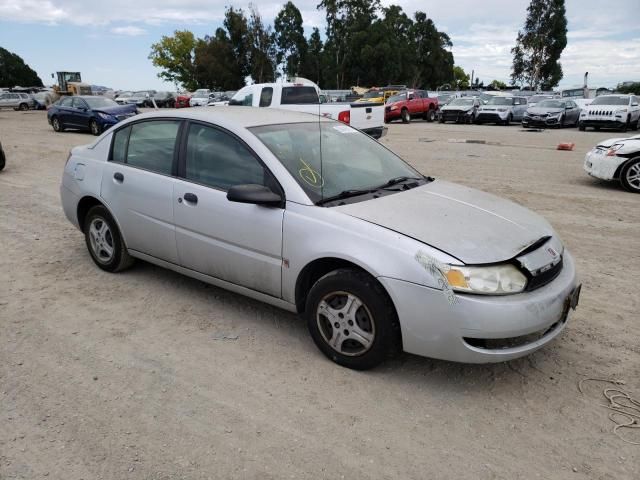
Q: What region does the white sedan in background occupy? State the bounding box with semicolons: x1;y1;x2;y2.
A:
584;134;640;193
60;108;580;370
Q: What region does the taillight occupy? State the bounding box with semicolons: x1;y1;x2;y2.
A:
338;110;350;124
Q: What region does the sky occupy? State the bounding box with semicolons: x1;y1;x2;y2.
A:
0;0;638;91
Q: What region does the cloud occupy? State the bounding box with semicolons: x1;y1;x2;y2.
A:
111;25;147;36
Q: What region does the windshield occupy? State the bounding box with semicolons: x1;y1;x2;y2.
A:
590;96;629;106
529;95;554;103
132;92;148;98
486;97;513;106
251;122;422;204
84;97;118;108
449;98;474;106
363;91;383;99
537;100;565;109
387;93;406;103
194;92;209;98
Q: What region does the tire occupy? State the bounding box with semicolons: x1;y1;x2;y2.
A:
426;108;436;122
438;116;445;123
0;143;5;172
468;113;475;124
51;116;63;132
18;103;29;111
89;119;101;136
620;158;640;193
559;114;565;128
401;108;410;124
578;122;586;131
84;205;134;272
305;268;400;370
621;116;630;133
632;117;639;131
503;114;512;126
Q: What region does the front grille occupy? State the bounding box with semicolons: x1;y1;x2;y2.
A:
463;317;566;351
525;258;563;291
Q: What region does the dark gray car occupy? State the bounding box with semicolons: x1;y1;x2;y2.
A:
522;99;581;128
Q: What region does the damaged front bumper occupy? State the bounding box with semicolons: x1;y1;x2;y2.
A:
584;148;626;180
378;250;579;363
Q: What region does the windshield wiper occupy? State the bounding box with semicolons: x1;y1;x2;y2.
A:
316;188;376;205
374;176;425;189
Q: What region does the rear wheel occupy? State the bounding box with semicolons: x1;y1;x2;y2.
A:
51;116;63;132
401;108;410;124
89;119;101;136
620;158;640;193
84;205;134;272
18;103;29;111
305;269;400;370
426;108;436;122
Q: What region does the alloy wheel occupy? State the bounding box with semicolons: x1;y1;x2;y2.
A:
624;162;640;191
316;291;375;357
88;217;114;263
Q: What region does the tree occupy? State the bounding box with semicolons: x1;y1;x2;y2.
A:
224;6;251;80
410;12;454;89
452;66;469;89
274;2;307;78
616;82;640;95
0;47;43;87
489;79;508;90
148;30;198;90
194;29;242;90
248;5;277;83
300;27;324;85
510;0;567;89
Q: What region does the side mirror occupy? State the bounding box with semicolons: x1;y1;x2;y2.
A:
227;184;283;207
632;103;639;107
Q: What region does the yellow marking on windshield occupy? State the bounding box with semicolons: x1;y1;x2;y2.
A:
298;158;324;188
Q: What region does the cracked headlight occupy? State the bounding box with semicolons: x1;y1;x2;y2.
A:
445;264;527;295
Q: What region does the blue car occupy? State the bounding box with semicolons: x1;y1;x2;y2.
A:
47;96;138;136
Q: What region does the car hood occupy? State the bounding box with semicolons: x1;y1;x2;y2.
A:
441;104;473;111
596;134;640;149
527;106;563;115
335;180;555;264
94;104;137;115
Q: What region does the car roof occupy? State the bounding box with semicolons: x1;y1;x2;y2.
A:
131;106;332;128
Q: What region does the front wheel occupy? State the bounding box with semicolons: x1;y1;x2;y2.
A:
401;109;410;124
426;109;436;122
620;158;640;193
578;122;586;131
503;114;512;126
89;119;101;136
84;205;134;272
51;116;63;132
621;116;630;132
305;269;400;370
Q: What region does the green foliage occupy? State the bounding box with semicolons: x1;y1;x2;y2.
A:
452;66;470;89
148;30;198;91
0;47;43;87
274;2;307;78
149;0;456;91
489;79;508;90
511;0;567;89
616;82;640;95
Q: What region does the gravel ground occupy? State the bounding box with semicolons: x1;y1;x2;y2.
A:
1;109;638;480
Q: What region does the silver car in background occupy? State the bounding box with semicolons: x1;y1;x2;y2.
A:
60;108;580;370
0;91;36;110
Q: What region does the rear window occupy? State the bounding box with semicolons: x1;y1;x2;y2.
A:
281;87;318;105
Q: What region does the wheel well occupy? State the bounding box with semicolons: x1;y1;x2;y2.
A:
77;196;104;232
295;258;370;314
614;156;640;179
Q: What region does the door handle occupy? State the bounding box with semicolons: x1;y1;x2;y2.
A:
183;192;198;204
113;172;124;182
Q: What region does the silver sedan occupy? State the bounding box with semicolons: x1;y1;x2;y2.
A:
60;107;580;370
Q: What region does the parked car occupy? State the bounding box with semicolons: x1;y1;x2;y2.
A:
0;91;35;110
31;91;58;110
60;107;580;370
48;96;138;135
384;90;438;123
230;81;387;139
475;96;528;125
151;91;176;108
584;134;640;193
578;94;640;132
522;99;581;128
526;94;557;108
190;89;212;107
114;91;134;105
126;91;157;108
0;141;5;171
175;93;192;108
439;97;481;124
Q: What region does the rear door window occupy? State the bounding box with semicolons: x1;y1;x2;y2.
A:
123;121;181;175
259;87;273;107
281;87;319;105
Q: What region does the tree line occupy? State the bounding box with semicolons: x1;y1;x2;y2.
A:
0;47;43;88
149;0;455;91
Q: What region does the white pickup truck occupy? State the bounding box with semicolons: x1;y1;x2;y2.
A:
228;81;387;139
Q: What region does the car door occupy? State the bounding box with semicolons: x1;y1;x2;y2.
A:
55;97;74;124
100;119;182;264
173;121;284;298
566;101;579;124
512;97;525;120
0;93;9;108
71;97;92;129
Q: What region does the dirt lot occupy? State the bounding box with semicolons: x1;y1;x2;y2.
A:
1;109;638;480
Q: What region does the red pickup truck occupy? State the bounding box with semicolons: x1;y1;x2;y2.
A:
385;90;439;123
